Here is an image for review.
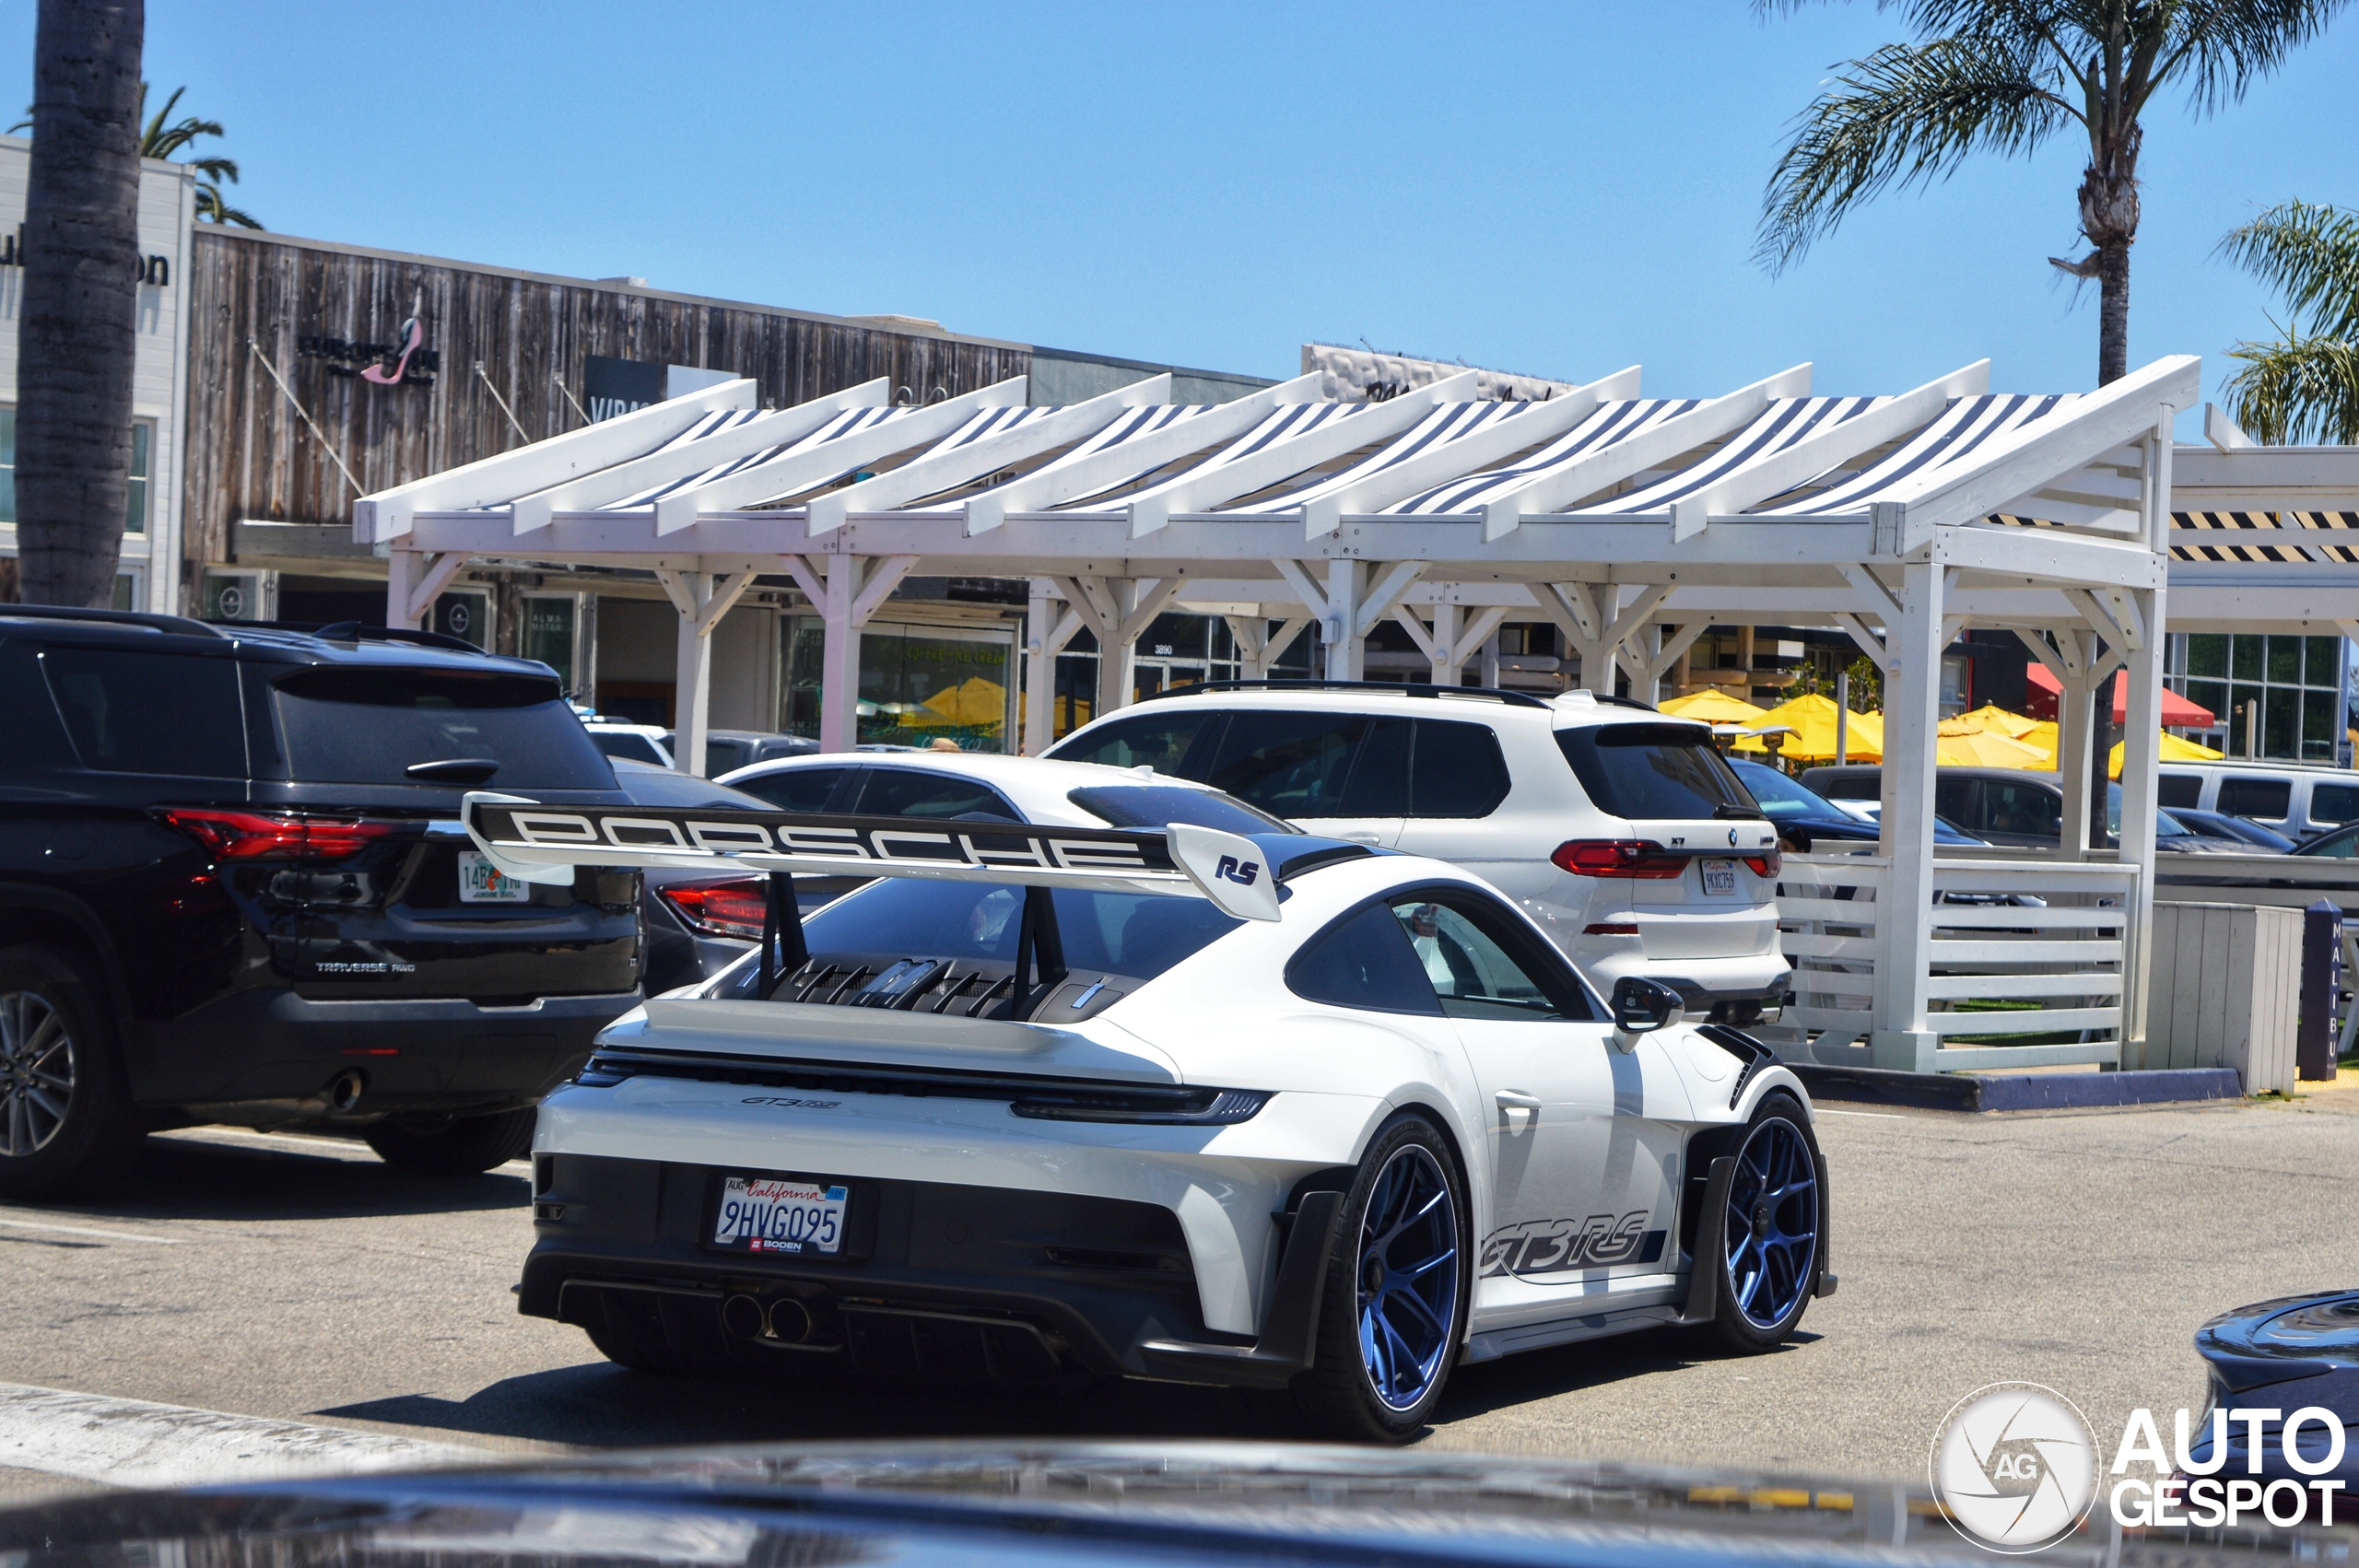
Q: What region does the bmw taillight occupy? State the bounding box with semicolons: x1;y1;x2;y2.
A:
158;809;394;861
657;876;769;940
1743;849;1782;878
1550;839;1690;879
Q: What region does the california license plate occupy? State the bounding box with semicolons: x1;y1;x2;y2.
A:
1699;859;1739;895
457;849;529;903
711;1175;849;1255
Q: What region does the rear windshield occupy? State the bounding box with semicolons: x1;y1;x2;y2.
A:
1727;760;1839;819
1067;784;1294;836
271;668;616;790
1555;722;1755;820
804;880;1240;981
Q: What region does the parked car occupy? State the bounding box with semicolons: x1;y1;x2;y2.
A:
1800;766;2250;854
2177;1290;2359;1488
1042;682;1788;1024
1725;759;1987;850
2157;760;2359;842
605;760;834;996
582;720;674;768
0;605;645;1194
2292;821;2359;857
2163;807;2297;853
663;728;819;777
468;790;1829;1441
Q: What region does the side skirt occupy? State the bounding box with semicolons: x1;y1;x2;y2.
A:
1461;1298;1687;1363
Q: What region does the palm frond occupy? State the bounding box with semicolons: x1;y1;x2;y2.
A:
2150;0;2351;115
1756;33;2077;271
194;182;262;229
2218;199;2359;342
2222;322;2359;444
184;154;239;185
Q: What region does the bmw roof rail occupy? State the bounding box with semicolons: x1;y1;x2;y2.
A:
0;603;224;637
214;618;489;654
1157;678;1555;710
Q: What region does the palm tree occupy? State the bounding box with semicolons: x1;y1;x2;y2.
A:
1757;1;2346;386
16;0;144;609
2216;200;2359;442
10;81;261;227
138;84;259;228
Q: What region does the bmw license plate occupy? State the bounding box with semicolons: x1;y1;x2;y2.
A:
1699;859;1739;896
457;849;529;903
711;1175;849;1255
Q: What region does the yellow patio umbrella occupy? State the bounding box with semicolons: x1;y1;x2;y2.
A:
1661;689;1769;724
1730;693;1884;763
2107;730;2224;778
914;676;1009;727
1935;717;2053;767
1956;703;2042;740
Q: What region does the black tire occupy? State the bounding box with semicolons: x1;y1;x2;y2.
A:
364;1107;536;1176
1701;1092;1825;1353
583;1315;685;1375
0;945;142;1199
1292;1113;1470;1443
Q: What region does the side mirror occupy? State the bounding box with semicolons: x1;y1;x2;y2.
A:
1610;977;1685;1048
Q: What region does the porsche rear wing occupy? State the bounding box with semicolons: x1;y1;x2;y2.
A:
460;792;1282;922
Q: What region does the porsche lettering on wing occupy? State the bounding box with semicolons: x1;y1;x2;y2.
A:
1479;1211;1666;1279
478;805;1168;874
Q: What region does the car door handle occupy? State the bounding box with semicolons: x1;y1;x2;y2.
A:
1494;1090;1544;1111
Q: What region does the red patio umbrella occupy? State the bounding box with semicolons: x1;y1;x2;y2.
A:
2023;663;2215;727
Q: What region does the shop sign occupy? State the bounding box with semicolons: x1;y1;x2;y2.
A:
298;315;438;386
0;225;170;284
584;356;663;422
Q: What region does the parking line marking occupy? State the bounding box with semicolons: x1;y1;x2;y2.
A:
0;1383;479;1488
0;1216;183;1245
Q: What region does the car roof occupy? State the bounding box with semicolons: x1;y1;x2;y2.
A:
0;605;556;675
718;750;1244;828
1081;683;1688;735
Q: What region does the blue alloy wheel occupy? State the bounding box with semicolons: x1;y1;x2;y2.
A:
1356;1144;1461;1410
1723;1116;1819;1329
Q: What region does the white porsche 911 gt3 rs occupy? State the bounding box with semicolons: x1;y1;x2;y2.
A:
464;786;1832;1443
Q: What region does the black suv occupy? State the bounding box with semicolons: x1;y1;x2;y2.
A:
0;606;642;1194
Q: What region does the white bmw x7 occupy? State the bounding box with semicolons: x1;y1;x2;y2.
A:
1047;683;1790;1024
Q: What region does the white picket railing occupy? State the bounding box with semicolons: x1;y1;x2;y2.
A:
1767;851;2136;1072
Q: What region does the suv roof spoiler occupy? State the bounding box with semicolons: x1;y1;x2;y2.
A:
1160;678;1555;710
214;619;488;654
460;793;1285;922
0;603;221;638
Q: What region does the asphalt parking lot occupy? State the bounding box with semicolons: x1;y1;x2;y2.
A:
1;1084;2354;1494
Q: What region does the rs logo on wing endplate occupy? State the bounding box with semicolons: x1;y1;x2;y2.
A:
1213;854;1261;887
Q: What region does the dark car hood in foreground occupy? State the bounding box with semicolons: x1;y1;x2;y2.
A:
0;1441;2341;1566
2188;1290;2359;1483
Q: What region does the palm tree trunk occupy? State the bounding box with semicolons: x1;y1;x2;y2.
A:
2096;237;2131;387
16;0;143;608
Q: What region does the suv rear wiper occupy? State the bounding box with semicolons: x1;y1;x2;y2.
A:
1713;804;1767;820
406;757;500;784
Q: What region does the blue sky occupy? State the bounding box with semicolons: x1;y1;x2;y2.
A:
19;2;2359;431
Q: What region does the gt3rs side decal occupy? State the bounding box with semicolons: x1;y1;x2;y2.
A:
1480;1211;1669;1279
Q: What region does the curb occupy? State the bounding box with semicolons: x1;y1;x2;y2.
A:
1790;1062;2244;1113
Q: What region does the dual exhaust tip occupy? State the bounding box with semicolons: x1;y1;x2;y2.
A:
722;1293;816;1344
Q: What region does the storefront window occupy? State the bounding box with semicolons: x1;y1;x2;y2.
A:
780;617;1015;751
2170;633;2352;764
522;597;578;691
0;412;150;531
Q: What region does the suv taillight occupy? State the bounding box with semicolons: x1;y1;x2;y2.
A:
657;876;769;940
158;809;394;861
1743;849;1782;878
1551;839;1690;879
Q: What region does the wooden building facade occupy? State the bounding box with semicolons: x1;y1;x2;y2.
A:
181;227;1037;613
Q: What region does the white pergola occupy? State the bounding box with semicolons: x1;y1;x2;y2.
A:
355;355;2201;1074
